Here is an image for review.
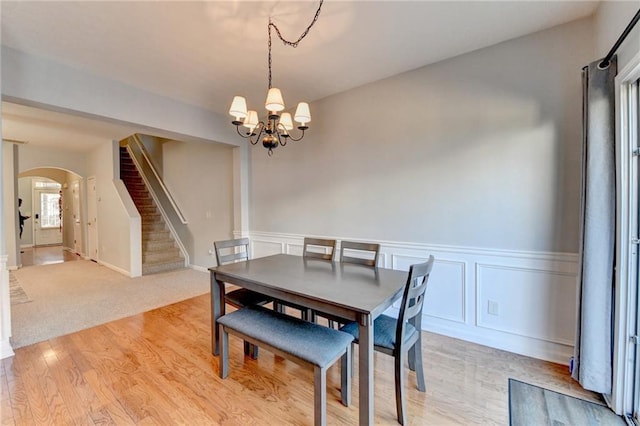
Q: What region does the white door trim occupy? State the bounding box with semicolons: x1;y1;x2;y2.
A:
87;176;98;262
613;49;640;418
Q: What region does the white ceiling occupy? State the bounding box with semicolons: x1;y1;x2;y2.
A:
1;0;600;151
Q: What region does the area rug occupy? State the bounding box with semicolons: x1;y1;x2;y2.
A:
509;378;625;425
9;272;31;305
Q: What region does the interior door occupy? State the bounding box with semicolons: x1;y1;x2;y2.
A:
33;188;63;246
87;176;98;261
72;180;83;255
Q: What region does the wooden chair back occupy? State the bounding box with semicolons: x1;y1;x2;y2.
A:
214;238;250;266
339;241;380;267
302;237;336;261
395;256;435;354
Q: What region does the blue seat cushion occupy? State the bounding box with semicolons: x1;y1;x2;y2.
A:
340;315;417;351
226;288;272;308
218;306;354;367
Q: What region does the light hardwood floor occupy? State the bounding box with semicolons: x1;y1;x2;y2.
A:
1;294;603;425
19;245;81;267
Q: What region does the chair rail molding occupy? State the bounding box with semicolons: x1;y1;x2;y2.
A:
248;231;578;365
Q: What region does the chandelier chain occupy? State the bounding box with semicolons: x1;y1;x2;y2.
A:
267;0;324;89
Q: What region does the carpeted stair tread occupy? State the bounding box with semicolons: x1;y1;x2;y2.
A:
142;259;186;275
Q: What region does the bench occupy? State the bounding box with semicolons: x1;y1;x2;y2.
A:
217;305;354;426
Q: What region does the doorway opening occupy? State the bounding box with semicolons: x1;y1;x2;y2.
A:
17;168;85;269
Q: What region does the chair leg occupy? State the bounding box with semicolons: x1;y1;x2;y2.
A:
395;350;407;425
408;344;416;372
219;325;229;379
328;319;335;329
413;339;426;392
340;345;351;406
314;366;327;426
350;342;355;378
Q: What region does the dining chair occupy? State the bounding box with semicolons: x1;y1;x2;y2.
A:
319;240;381;329
215;237;273;358
339;240;380;267
303;237;337;261
340;255;435;425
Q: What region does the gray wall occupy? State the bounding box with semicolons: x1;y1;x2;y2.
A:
250;17;594;254
162;140;234;268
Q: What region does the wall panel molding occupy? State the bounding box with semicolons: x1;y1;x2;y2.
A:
249;231;578;365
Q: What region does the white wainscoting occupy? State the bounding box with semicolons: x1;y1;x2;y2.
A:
248;231;578;365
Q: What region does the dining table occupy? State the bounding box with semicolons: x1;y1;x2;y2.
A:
209;253;408;425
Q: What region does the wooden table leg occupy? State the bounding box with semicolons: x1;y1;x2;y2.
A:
210;272;225;356
359;314;374;425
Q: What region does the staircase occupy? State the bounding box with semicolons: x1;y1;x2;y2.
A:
119;147;185;274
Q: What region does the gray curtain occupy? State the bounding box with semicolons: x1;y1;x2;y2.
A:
572;57;617;394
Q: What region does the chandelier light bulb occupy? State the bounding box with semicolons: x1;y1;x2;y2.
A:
229;96;248;121
265;88;285;112
294;102;311;126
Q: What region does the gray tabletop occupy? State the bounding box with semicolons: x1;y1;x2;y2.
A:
210;254;407;320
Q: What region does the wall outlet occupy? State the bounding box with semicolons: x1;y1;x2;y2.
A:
488;300;499;316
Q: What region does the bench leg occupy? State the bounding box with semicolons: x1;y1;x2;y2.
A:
314;366;327;426
341;345;351;407
219;324;229;379
244;341;259;359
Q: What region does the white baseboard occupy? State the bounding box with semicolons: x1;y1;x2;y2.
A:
249;231;578;365
190;264;209;273
97;260;134;277
0;339;14;359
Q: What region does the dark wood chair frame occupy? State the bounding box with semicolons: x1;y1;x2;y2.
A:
341;255;435;425
214;237;272;358
339;240;380;267
303;237;337;261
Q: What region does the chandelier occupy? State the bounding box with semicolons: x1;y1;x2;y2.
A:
228;1;323;156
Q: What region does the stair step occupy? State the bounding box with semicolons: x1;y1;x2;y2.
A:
143;230;171;241
133;198;156;211
142;221;166;232
143;248;181;263
143;239;176;251
125;182;146;189
142;213;162;222
142;258;185;275
129;191;151;200
138;206;158;215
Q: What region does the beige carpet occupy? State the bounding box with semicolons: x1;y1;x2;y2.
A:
10;260;209;349
9;272;31;305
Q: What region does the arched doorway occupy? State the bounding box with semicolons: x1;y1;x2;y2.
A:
17;167;85;267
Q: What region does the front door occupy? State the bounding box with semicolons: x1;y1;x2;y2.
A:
33;189;63;246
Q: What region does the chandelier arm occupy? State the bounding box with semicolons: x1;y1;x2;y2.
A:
235;125;253;139
249;122;266;145
275;130;287;147
285;128;306;142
